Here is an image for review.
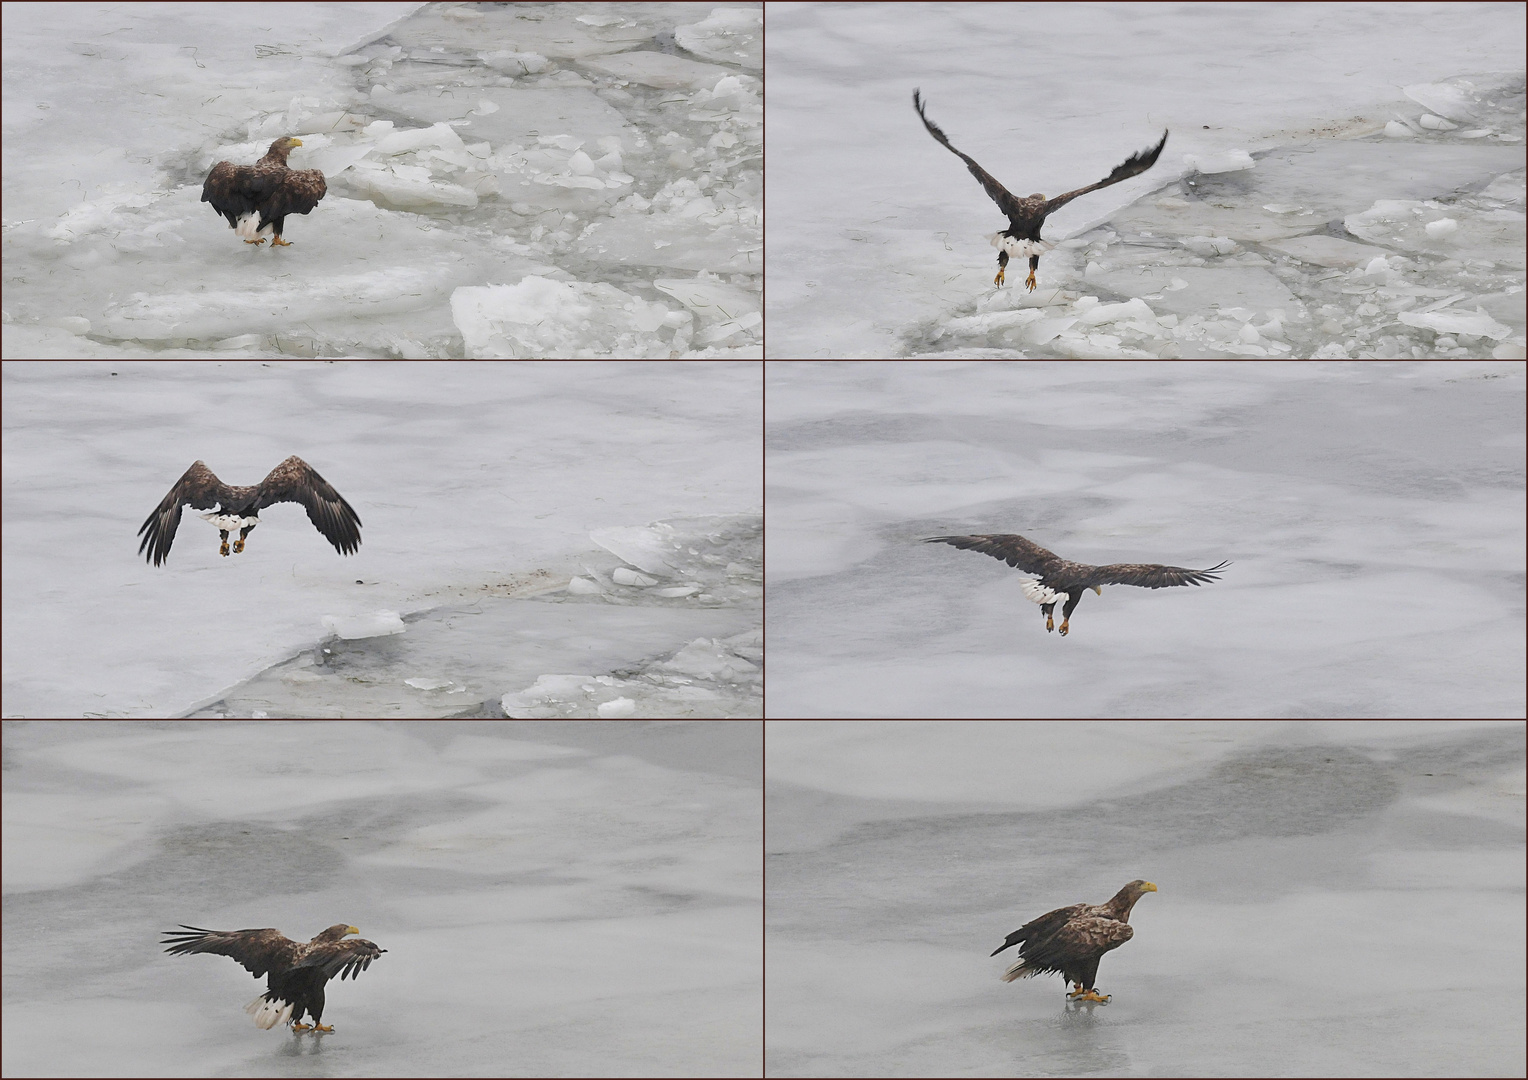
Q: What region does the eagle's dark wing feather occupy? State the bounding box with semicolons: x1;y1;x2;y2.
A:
160;926;299;980
913;90;1029;221
1085;559;1229;589
1041;130;1169;217
296;938;387;981
137;460;230;566
990;902;1085;956
254;456;362;556
923;534;1067;577
202;163;325;232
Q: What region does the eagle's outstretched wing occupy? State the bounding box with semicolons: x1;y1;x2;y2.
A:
1086;559;1229;589
912;90;1029;221
1041;130;1169;217
923;534;1067;577
161;926;300;980
137;461;230;566
253;456;362;556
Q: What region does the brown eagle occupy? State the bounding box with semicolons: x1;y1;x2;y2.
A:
202;136;326;247
162;923;385;1032
925;533;1226;636
913;90;1167;291
991;880;1156;1004
138;456;362;566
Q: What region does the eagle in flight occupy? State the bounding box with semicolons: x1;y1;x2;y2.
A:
925;533;1226;636
138;456;361;566
913;91;1167;291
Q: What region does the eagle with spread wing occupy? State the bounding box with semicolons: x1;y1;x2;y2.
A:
202;137;326;247
992;881;1156;1004
925;533;1226;636
913;91;1167;291
138;456;361;566
162;923;385;1032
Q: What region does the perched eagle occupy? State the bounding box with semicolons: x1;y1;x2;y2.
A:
913;90;1167;291
991;880;1156;1004
925;533;1227;636
202;136;326;247
138;456;361;566
162;923;385;1032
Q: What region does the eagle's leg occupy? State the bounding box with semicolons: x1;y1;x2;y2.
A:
1058;618;1069;636
218;530;231;557
1025;255;1039;292
312;1023;334;1033
271;237;293;247
994;248;1008;287
243;238;267;246
292;1022;313;1033
1041;601;1056;633
234;523;255;554
1071;988;1111;1004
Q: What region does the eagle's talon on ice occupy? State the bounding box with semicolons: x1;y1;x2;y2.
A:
994;268;1005;286
232;538;245;553
1025;270;1038;292
219;540;230;556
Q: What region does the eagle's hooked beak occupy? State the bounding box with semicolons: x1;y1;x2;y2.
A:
1092;586;1102;595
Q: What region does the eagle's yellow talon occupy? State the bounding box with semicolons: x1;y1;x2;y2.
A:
994;269;1005;286
1025;271;1038;291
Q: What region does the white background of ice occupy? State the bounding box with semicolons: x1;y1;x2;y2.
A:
0;361;761;718
765;719;1526;1077
764;360;1526;718
764;1;1526;357
1;719;762;1077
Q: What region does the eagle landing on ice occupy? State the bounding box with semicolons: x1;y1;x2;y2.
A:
138;456;361;566
925;533;1226;636
912;91;1167;291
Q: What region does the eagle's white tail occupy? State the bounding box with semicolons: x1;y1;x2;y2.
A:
245;995;295;1029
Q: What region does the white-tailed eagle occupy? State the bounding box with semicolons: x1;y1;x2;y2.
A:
162;923;385;1033
138;456;361;566
913;91;1167;291
202;137;326;247
991;880;1156;1004
926;533;1226;635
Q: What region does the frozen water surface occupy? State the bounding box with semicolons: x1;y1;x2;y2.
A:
2;2;760;359
1;361;761;719
766;3;1525;359
2;719;763;1077
766;720;1525;1077
765;361;1525;719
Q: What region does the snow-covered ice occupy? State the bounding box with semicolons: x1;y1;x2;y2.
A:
764;361;1525;719
1;361;761;718
766;720;1525;1076
2;719;763;1076
765;3;1525;359
2;2;760;359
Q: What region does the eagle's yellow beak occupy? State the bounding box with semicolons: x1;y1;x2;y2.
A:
1142;882;1158;892
290;138;303;147
345;925;360;934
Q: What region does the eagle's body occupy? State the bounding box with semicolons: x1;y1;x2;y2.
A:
913;91;1167;291
925;533;1226;635
138;456;361;566
202;137;326;247
162;923;385;1032
991;881;1156;1003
